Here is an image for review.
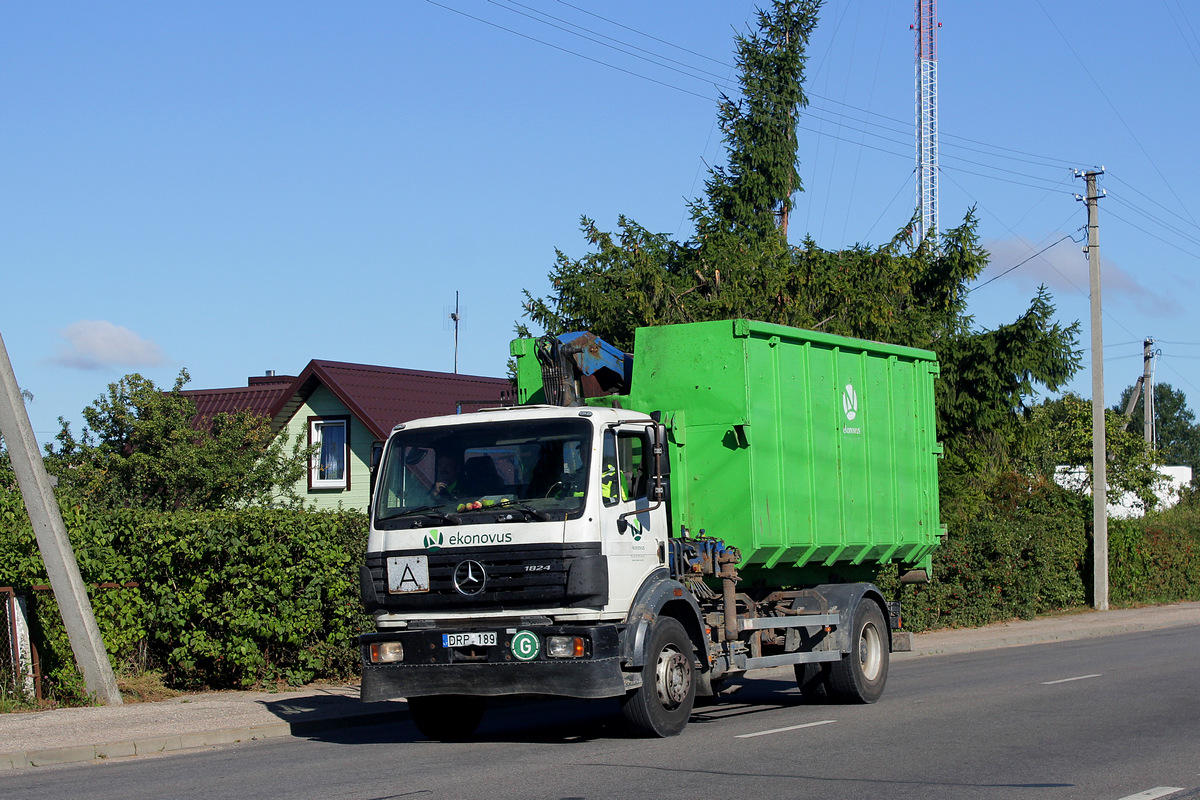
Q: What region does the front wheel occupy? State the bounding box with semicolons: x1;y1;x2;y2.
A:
407;695;487;741
829;600;888;703
620;617;696;737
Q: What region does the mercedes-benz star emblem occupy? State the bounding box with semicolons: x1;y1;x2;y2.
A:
453;560;487;596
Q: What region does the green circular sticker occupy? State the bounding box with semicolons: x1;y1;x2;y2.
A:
510;630;540;661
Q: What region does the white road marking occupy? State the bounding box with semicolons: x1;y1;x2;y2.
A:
736;719;837;738
1041;673;1103;685
1116;788;1186;800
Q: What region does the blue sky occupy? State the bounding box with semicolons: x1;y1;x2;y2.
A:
4;1;1199;443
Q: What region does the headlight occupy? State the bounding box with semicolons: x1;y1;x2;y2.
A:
369;641;404;663
546;636;586;658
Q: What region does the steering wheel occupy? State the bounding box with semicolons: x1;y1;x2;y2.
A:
544;475;579;498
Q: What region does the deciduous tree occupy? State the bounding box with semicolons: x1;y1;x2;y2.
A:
47;370;308;511
1112;381;1200;477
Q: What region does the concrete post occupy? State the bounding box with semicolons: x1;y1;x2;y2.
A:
0;331;122;705
1081;169;1108;612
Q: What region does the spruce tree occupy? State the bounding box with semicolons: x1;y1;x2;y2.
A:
520;2;1080;491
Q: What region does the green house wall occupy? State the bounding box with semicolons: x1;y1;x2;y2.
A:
283;384;377;511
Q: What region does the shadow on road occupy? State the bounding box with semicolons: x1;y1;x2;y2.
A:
286;675;830;746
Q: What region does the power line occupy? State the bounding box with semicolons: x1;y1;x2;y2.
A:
1162;0;1200;71
431;0;1087;191
1105;192;1200;249
1034;0;1199;227
863;169;915;243
486;0;734;86
430;0;1200;302
940;163;1072;194
1157;356;1200;397
1103;206;1200;263
424;0;717;101
553;0;732;68
968;231;1081;293
1107;171;1200;237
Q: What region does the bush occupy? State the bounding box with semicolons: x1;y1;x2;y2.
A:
0;486;369;698
1110;505;1200;605
879;473;1087;631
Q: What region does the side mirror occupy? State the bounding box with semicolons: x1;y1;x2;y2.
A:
369;441;385;507
654;423;670;477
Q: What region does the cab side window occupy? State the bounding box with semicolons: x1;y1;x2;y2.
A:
617;432;649;501
602;431;620;507
603;429;650;506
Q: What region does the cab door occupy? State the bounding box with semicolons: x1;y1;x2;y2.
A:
599;425;667;613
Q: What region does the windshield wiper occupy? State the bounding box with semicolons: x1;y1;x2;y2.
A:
384;505;462;525
503;500;553;522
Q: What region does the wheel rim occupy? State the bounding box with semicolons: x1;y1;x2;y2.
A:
655;645;691;710
859;621;883;682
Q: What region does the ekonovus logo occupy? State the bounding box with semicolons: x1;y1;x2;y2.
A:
422;530;443;552
843;383;858;421
627;517;645;542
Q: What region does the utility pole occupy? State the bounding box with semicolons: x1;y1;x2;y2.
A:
0;332;122;704
1076;168;1107;611
1143;338;1154;446
1120;377;1142;431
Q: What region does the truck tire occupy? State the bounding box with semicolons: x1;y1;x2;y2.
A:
829;600;888;703
620;617;695;737
407;695;487;741
793;662;833;702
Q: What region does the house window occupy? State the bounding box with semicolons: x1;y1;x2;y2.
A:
310;416;351;490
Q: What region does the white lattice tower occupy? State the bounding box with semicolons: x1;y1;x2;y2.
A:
915;0;939;248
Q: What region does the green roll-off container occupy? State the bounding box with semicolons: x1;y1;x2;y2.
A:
603;319;943;586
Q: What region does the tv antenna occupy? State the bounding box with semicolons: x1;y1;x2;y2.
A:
446;291;461;374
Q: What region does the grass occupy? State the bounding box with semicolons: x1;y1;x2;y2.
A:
117;670;180;703
0;681;38;713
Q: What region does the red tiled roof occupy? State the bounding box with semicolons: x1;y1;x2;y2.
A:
180;362;514;441
180;382;295;429
270;361;514;440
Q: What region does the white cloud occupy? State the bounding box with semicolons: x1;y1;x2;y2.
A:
980;236;1182;316
52;320;169;370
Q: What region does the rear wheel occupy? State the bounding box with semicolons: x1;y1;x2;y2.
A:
793;662;833;702
407;694;487;741
828;601;888;703
620;617;695;737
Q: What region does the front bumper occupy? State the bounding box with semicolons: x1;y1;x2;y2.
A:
360;624;626;701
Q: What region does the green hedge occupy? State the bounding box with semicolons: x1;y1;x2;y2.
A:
4;472;1200;700
1110;508;1200;605
0;487;369;701
878;508;1088;631
878;475;1200;633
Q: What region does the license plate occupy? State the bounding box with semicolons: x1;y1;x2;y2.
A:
442;632;497;648
387;556;429;594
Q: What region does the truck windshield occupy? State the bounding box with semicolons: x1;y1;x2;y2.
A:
374;417;592;527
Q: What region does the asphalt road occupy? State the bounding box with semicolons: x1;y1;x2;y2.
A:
5;626;1199;800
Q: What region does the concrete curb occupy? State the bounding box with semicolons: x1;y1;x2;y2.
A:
0;709;407;771
901;606;1200;658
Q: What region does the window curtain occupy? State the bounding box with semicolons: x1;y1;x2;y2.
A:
319;423;346;481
